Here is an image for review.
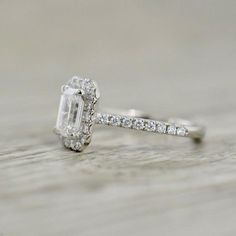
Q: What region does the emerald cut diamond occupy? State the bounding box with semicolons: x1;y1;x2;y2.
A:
56;87;84;135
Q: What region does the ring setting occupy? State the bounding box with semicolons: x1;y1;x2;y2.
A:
54;76;205;152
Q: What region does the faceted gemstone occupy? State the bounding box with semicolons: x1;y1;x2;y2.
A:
71;141;82;151
56;87;84;135
83;113;91;123
100;114;109;125
69;76;84;88
110;116;121;126
133;119;145;130
121;117;133;128
64;139;72;148
145;121;156;131
177;127;187;136
156;123;166;133
167;126;176;135
83;125;90;134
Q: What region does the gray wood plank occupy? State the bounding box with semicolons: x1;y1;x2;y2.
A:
0;1;236;235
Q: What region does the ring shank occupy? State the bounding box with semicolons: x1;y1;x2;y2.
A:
96;109;205;141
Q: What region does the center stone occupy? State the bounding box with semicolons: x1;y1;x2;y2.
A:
56;88;84;135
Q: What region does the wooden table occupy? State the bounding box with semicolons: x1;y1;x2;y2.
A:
1;1;236;235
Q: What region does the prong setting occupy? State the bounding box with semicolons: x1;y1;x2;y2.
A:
74;89;85;96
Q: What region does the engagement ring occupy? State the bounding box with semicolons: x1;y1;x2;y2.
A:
54;76;206;152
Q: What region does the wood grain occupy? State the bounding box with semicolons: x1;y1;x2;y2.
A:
0;1;236;235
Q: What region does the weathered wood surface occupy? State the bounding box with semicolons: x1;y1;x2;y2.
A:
0;1;236;235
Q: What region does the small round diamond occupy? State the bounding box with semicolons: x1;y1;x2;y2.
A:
133;119;145;130
80;135;88;145
71;141;82;151
145;121;156;132
83;113;91;123
167;126;176;135
84;103;94;112
177;127;187;136
96;113;102;123
83;79;94;89
69;76;84;88
109;116;121;126
102;114;110;124
64;139;72;148
83;125;91;134
81;80;95;97
66;127;79;137
121;117;133;128
156;123;166;133
97;114;109;125
86;88;96;100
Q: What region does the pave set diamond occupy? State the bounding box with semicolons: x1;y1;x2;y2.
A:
96;113;188;137
55;76;99;151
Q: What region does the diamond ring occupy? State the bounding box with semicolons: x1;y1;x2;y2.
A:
54;76;206;152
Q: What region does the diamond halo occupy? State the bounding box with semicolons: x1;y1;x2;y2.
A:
55;76;99;151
